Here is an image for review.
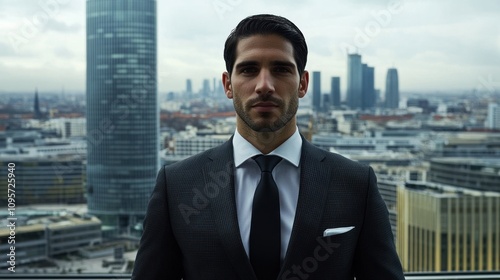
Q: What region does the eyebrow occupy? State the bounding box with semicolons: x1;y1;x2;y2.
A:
234;60;296;70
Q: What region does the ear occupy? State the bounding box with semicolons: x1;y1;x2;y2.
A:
222;71;233;99
298;70;309;98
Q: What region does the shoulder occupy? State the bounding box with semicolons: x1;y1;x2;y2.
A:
163;139;232;173
303;139;370;171
302;139;374;189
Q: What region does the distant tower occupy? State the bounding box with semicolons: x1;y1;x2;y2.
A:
486;103;500;129
186;79;193;96
312;71;321;112
86;0;158;234
347;53;363;109
385;68;399;109
362;64;375;110
34;88;42;119
202;79;211;97
330;77;340;108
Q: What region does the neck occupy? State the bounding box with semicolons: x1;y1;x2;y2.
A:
237;121;296;154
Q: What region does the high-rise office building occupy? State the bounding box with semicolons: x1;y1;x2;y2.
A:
397;181;500;272
486;103;500;129
385;68;399;109
202;78;211;97
347;53;363;109
330;77;340;108
362;64;375;110
186;79;193;96
86;0;158;234
312;71;321;112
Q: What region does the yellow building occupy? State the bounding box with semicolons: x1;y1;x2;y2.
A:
397;181;500;272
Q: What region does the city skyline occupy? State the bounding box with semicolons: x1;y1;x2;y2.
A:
0;0;499;94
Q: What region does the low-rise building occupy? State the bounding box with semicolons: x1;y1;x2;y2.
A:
0;214;102;268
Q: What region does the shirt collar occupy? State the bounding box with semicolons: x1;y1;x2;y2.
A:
233;127;302;168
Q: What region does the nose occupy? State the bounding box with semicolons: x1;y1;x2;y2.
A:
255;69;275;95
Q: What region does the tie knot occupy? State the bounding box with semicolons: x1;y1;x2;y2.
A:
254;155;282;172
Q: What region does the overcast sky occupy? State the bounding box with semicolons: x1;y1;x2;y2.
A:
0;0;499;95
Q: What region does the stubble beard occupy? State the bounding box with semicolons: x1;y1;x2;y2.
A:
233;92;299;133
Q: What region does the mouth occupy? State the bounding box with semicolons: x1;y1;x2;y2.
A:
251;102;279;112
252;101;279;107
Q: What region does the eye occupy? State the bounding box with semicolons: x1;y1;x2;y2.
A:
273;66;292;73
240;67;258;74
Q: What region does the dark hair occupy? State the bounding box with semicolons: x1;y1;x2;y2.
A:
223;14;308;77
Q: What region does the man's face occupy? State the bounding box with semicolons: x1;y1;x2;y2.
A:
223;34;308;133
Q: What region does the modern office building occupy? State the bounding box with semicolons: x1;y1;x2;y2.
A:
330;77;340;108
428;157;500;192
376;175;402;241
347;53;363;109
0;155;85;206
312;71;321;112
430;132;500;158
0;214;102;268
385;68;399;109
161;134;229;165
312;133;422;153
485;103;500;129
86;0;158;234
397;181;500;272
202;78;211;97
362;64;375;110
40;118;87;139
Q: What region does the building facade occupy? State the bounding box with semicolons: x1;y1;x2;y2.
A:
347;53;363;109
312;71;321;112
376;175;401;242
428;157;500;192
0;155;85;206
86;0;158;234
430;133;500;158
362;64;375;110
0;214;102;268
385;68;399;109
486;103;500;129
312;133;422;153
397;181;500;272
330;76;340;108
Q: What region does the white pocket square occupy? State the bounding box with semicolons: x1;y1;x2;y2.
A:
323;226;355;237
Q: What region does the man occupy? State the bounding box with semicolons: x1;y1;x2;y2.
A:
132;14;405;280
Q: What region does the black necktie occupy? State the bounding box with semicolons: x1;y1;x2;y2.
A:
250;155;282;280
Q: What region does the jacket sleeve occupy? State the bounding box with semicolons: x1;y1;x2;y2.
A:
132;166;183;280
353;166;405;279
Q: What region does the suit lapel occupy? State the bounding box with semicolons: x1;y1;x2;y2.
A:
203;140;256;280
280;140;331;273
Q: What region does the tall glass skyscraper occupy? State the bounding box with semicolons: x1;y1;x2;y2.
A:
312;71;321;112
361;64;375;110
330;77;340;108
347;53;362;109
86;0;158;235
385;68;399;109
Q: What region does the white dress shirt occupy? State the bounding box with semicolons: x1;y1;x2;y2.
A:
233;128;302;260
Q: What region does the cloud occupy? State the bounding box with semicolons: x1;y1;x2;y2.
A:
0;0;499;93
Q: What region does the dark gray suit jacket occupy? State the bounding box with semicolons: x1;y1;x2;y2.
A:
132;138;405;279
